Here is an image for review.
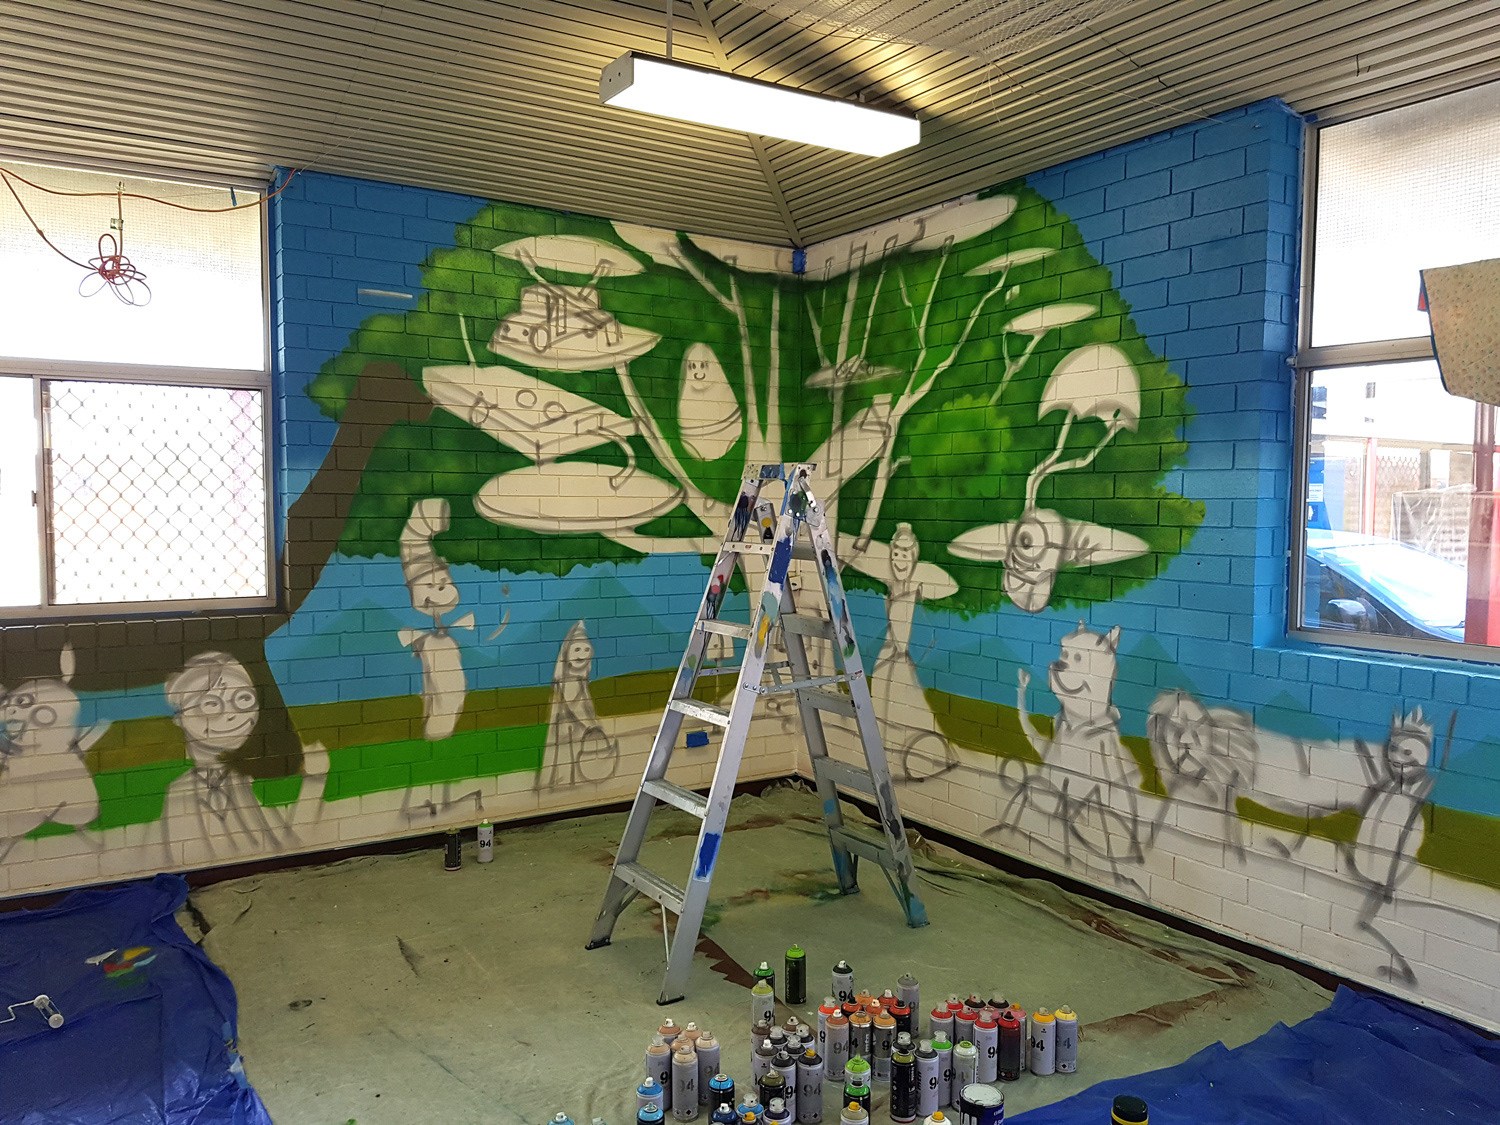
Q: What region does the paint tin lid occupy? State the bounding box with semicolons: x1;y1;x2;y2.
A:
1112;1096;1148;1124
959;1084;1003;1108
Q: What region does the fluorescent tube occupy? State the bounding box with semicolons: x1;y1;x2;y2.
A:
600;52;920;158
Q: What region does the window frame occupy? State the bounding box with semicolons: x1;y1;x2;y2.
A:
0;171;276;620
1289;105;1500;664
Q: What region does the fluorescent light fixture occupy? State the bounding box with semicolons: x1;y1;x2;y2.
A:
600;52;920;158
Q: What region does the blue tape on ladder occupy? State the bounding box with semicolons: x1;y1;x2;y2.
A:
686;731;709;748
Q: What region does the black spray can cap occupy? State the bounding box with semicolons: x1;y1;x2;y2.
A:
1111;1095;1148;1124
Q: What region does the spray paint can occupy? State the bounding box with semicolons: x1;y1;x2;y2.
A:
713;1106;739;1125
965;996;984;1014
818;1000;838;1057
946;997;964;1018
890;1033;918;1124
1029;1009;1055;1077
640;1105;665;1125
640;1078;666;1114
848;1011;873;1065
974;1016;998;1084
930;1034;953;1108
952;1009;976;1048
755;1040;779;1084
443;828;462;870
825;1009;850;1082
711;1073;737;1111
754;1016;776;1053
674;1047;701;1120
1111;1096;1148;1125
477;820;494;862
922;1113;948;1125
769;1028;790;1056
986;997;1007;1015
928;1006;954;1045
753;979;776;1026
832;961;855;1004
956;1086;1003;1125
1054;1008;1077;1075
796;1048;824;1125
755;961;778;995
995;1011;1020;1083
952;1042;978;1093
873;1009;897;1081
889;998;912;1038
759;1070;787;1116
844;1056;872;1114
915;1040;940;1118
896;973;920;1018
786;945;807;1006
684;1024;703;1048
649;1036;675;1110
1005;1006;1027;1074
783;1018;804;1043
765;1099;792;1125
736;1094;762;1125
773;1050;799;1121
698;1033;722;1105
661;1019;683;1042
841;1104;869;1125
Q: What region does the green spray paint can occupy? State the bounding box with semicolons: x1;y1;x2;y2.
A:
754;961;777;997
785;945;806;1006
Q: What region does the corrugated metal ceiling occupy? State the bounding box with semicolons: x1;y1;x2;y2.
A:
2;0;1497;244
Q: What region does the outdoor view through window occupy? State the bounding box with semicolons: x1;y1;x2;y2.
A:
1301;82;1500;653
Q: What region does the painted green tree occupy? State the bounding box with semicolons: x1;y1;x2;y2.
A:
308;182;1202;616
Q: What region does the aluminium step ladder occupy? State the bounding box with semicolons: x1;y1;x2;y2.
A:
586;462;928;1004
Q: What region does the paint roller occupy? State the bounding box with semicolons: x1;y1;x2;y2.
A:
1;994;64;1029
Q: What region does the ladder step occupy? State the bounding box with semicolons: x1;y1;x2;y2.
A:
701;619;751;640
668;698;733;727
801;688;856;717
781;613;834;641
829;825;900;869
729;541;817;560
814;757;876;796
614;860;686;915
753;673;853;695
643;778;708;819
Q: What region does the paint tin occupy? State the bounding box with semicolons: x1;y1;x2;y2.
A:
915;1040;940;1118
765;1098;792;1125
956;1085;1003;1125
773;1050;799;1121
640;1105;665;1125
1029;1009;1055;1077
844;1056;871;1114
648;1036;675;1111
754;1040;778;1084
929;1006;954;1045
477;820;494;862
841;1104;869;1125
755;962;778;996
713;1105;739;1125
930;1034;953;1108
953;1041;978;1092
786;945;807;1006
796;1048;824;1125
1111;1096;1147;1125
890;1034;918;1124
639;1078;665;1113
443;828;462;870
825;1009;850;1081
996;1011;1021;1083
710;1073;736;1111
1054;1008;1077;1075
833;960;855;1004
873;1009;897;1080
890;998;913;1037
848;1010;873;1064
752;979;776;1026
674;1046;700;1120
974;1016;998;1085
697;1033;721;1105
736;1093;762;1125
896;973;920;1017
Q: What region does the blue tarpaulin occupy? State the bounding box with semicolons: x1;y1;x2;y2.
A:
1014;985;1500;1124
0;874;272;1125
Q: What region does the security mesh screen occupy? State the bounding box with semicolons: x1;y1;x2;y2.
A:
47;381;268;604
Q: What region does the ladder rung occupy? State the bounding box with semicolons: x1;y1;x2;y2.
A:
801;688;856;717
700;619;751;639
814;757;876;795
614;860;685;914
829;826;899;869
728;541;817;560
781;613;834;640
754;673;852;695
643;778;708;819
669;698;733;727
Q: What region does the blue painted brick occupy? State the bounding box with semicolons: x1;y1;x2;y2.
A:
1063;153;1128;194
332;207;405;236
305;176;359;207
1337;661;1368;689
1192;235;1265;271
1194;116;1270;158
1435;672;1469;705
1190;292;1269;329
356;184;428;216
356;234;422;262
1245;138;1302;178
1193;175;1273;215
1169;265;1241;303
1123;248;1192;285
1172;150;1248;191
1123;194;1192;232
1171;209;1244;248
1104;226;1170;261
403;216;458;244
1124;135;1196;177
428;195;485;223
305;228;357;255
280;199;332;228
1105;170;1172;210
1165;325;1240;359
1368;663;1402;695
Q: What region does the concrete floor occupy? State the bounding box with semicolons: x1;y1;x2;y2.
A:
185;785;1332;1125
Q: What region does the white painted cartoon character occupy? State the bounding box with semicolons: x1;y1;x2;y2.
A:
398;498;475;741
538;620;619;788
1147;688;1259;860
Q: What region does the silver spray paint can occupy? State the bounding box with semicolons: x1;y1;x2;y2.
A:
931;1034;953;1109
974;1017;998;1085
752;979;776;1027
648;1036;674;1112
754;1040;778;1084
825;1011;849;1082
674;1046;700;1120
848;1011;873;1066
477;820;494;862
896;973;920;1020
773;1050;799;1122
953;1041;978;1093
873;1010;896;1081
697;1033;722;1106
1053;1008;1077;1075
1028;1010;1055;1077
796;1048;824;1125
765;1099;792;1125
915;1040;940;1118
832;960;855;1005
839;1103;867;1125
